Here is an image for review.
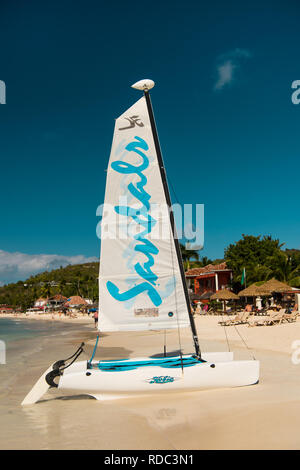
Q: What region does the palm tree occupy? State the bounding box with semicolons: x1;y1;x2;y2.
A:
40;283;51;299
58;279;66;296
180;243;199;270
199;256;213;267
243;263;272;284
266;252;300;283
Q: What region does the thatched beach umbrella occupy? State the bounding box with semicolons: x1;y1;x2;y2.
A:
211;289;239;313
238;284;270;297
211;289;240;301
260;278;292;293
238;283;271;310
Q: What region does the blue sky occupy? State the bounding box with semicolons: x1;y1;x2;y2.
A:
0;0;300;283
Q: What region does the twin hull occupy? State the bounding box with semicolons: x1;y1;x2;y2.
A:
58;353;260;400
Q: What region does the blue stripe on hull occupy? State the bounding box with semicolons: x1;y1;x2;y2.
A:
90;355;204;372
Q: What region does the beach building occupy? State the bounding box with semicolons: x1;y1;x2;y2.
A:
48;294;68;309
64;296;87;313
185;262;233;295
34;298;48;309
0;304;13;314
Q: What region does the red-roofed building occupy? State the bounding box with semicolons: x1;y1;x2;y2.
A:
48;294;68;309
185;262;233;296
0;305;13;314
64;296;87;313
64;296;87;307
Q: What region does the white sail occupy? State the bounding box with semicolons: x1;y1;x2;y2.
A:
99;96;190;332
21;84;260;409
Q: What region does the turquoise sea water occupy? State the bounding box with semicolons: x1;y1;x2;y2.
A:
0;317;69;342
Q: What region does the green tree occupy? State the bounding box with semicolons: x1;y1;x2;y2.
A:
266;251;300;284
199;256;213;267
180;243;199;270
225;234;284;286
40;283;52;299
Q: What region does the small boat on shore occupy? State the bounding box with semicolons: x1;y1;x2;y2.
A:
22;79;259;405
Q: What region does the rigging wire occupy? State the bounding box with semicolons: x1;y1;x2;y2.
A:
168;174;181;205
88;334;100;364
163;329;167;357
167;172;202;360
169;164;256;362
144;89;200;362
169;222;184;374
221;312;231;352
233;323;256;360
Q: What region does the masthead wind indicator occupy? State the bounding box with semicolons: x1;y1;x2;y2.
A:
131;79;155;91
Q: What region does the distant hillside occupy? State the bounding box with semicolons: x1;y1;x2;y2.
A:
0;262;99;310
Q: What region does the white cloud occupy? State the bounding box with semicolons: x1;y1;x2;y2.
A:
214;48;252;91
0;250;98;285
214;60;236;90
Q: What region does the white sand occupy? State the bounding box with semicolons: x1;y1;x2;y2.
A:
1;314;300;449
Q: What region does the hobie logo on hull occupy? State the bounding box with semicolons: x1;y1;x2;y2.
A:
147;376;177;384
106;136;162;307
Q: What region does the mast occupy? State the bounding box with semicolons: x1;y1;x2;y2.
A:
133;81;201;358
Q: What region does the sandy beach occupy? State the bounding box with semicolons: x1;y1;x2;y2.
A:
1;313;300;450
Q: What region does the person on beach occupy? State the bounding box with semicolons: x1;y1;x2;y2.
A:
93;311;98;328
195;302;201;314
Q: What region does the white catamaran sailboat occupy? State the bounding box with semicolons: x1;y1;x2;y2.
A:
22;79;259;405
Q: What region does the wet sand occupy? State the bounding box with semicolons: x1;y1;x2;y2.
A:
1;315;300;449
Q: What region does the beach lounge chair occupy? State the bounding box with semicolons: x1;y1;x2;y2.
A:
256;307;271;316
249;309;286;327
268;309;286;325
233;311;250;325
218;313;243;326
218;311;249;326
207;307;217;315
283;311;299;323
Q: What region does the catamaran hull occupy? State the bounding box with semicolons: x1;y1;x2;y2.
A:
58;355;259;401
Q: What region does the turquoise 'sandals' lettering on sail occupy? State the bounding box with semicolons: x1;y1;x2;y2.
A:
134;238;159;286
114;206;156;237
106;280;162;306
110;136;150;211
107;136;162;306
